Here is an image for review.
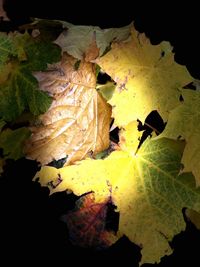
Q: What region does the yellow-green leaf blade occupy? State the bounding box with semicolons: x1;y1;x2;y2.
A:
114;138;200;265
159;90;200;185
35;136;200;265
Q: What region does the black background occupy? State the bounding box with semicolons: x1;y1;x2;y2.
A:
1;1;200;266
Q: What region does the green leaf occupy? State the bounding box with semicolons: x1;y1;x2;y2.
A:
0;68;52;121
0;127;30;160
0;33;16;66
12;32;61;70
0;32;61;121
11;31;30;61
23;40;61;71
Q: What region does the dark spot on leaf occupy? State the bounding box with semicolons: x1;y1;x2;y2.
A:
161;50;165;57
179;94;184;101
74;60;81;70
180;163;184;170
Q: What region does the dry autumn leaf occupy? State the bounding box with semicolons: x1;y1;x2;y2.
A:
25;53;111;165
54;22;131;60
62;192;117;248
34;122;200;265
96;26;193;126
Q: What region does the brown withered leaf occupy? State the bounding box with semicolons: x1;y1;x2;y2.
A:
24;53;111;165
62;192;117;249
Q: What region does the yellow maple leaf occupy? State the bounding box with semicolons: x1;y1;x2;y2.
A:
34;122;200;265
159;90;200;185
96;25;193;126
25;53;111;165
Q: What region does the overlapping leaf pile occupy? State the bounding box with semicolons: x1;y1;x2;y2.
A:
1;20;200;265
0;29;61;171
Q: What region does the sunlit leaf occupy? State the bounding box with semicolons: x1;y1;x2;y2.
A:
159;90;200;185
35;122;200;265
25;53;111;165
97;26;193;126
